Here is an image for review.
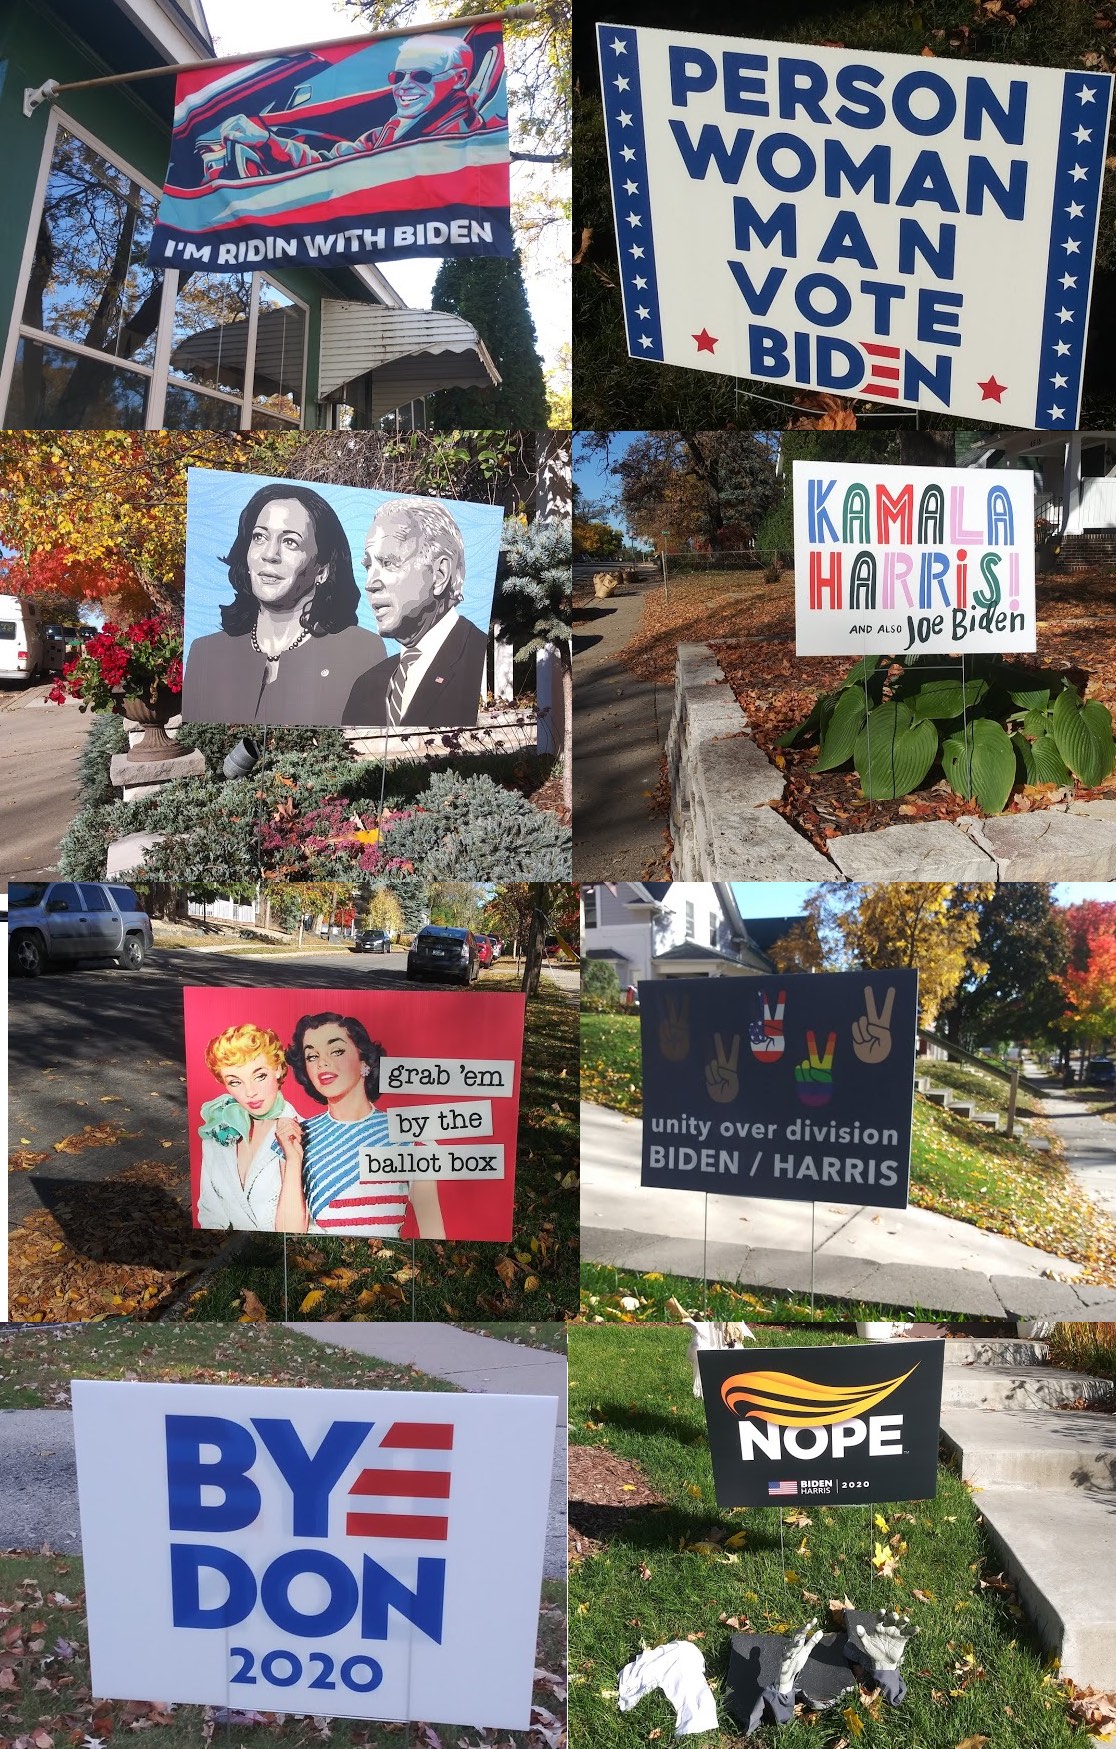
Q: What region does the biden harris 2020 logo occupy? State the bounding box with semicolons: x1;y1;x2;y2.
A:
72;1382;557;1727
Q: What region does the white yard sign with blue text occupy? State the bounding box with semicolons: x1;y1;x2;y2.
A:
598;24;1113;427
72;1381;556;1727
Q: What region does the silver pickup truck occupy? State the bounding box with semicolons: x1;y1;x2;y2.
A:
8;880;153;976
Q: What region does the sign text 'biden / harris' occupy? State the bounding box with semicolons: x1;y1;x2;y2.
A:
792;460;1036;656
597;24;1113;427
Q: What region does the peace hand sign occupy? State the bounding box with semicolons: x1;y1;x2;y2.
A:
658;993;690;1062
794;1030;837;1106
749;989;786;1062
851;985;896;1064
705;1033;740;1103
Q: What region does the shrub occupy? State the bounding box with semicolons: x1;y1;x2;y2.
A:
374;772;571;879
582;959;624;1011
780;655;1116;812
77;714;129;807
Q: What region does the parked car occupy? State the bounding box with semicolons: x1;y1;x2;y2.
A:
351;929;392;954
0;595;46;685
1085;1057;1116;1087
407;926;479;986
480;934;502;961
8;881;153;977
475;934;494;967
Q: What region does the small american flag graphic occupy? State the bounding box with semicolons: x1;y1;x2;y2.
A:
346;1421;454;1541
767;1479;799;1499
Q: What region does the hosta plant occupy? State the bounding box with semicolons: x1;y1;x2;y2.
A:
779;654;1116;814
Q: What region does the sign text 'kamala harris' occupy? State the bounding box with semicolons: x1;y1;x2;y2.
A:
180;469;503;730
698;1340;944;1508
793;460;1036;656
597;23;1113;427
638;970;919;1209
72;1381;556;1725
149;25;512;270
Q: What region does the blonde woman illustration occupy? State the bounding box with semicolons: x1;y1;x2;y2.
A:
196;1023;300;1230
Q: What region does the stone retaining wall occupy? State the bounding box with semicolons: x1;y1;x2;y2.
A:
670;642;1116;881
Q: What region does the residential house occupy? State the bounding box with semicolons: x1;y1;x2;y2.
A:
1;0;499;430
580;882;778;987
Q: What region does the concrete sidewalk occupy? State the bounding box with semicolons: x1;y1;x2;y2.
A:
581;1100;1116;1318
1034;1079;1116;1221
573;577;669;881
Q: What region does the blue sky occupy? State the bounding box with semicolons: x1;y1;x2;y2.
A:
729;883;1111;918
573;432;642;529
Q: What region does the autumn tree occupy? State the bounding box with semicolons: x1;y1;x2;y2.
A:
0;431;299;616
604;432;778;550
1059;902;1116;1053
824;882;994;1029
940;886;1069;1048
767;917;824;974
572;514;622;559
428;882;487;930
363;887;405;937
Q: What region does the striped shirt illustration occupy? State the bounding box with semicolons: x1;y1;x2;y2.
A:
302;1108;410;1235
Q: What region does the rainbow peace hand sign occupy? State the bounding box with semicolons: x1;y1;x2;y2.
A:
794;1030;837;1106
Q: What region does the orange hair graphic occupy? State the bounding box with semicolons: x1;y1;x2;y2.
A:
719;1366;917;1427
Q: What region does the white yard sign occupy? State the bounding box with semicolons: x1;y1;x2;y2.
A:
72;1382;557;1727
792;460;1036;655
598;23;1113;427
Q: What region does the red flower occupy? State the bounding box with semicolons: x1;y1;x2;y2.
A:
165;658;183;694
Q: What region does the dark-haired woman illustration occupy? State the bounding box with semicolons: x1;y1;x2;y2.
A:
274;1011;445;1239
181;483;384;725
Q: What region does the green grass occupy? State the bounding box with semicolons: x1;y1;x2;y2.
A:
582;1010;1116;1280
0;1323;458;1409
918;1059;1046;1122
578;1262;1009;1330
186;982;578;1323
0;1552;565;1749
568;1324;1093;1749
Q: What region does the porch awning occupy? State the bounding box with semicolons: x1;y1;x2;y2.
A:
317;300;501;416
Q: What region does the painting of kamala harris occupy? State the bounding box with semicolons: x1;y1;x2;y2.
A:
180;467;505;729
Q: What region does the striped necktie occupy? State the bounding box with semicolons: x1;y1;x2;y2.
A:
386;646;420;727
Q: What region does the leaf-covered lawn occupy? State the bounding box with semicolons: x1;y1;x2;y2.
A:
617;570;1116;850
568;1324;1096;1749
581;1012;1116;1281
0;1553;565;1749
578;1262;1006;1330
0;1323;457;1409
187;984;579;1324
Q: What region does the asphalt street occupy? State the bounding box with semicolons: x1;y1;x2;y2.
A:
8;947;540;1232
0;687;93;882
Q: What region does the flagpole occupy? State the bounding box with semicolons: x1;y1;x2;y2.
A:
23;5;537;116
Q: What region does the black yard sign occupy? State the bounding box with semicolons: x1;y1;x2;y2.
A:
638;969;918;1209
698;1339;945;1509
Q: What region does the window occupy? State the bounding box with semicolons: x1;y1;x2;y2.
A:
583;888;598;930
78;884;111;912
684;901;694;939
4;114;311;430
46;882;81;911
709;913;718;947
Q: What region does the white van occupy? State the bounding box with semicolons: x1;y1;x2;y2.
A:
0;596;46;684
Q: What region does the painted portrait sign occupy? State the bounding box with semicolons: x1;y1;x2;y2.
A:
792;460;1036;655
183;987;526;1240
72;1380;556;1724
597;23;1114;427
698;1340;944;1507
149;25;512;270
181;469;503;729
638;970;919;1210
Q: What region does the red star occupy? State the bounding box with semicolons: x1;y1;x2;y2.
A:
977;375;1007;403
693;328;718;353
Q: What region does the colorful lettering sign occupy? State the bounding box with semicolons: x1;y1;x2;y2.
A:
699;1340;944;1507
638;971;919;1210
183;987;525;1239
597;23;1113;426
72;1381;556;1724
150;26;512;269
792;460;1036;655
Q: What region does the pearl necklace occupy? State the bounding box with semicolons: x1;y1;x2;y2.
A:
252;622;310;683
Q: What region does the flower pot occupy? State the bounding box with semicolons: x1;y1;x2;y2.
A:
120;688;187;763
855;1321;913;1342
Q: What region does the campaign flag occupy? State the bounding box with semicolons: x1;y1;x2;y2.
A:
597;22;1114;427
149;24;512;271
792;460;1036;655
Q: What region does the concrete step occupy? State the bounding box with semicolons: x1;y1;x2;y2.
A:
975;1484;1116;1688
941;1403;1116;1489
942;1339;1050;1368
948;1100;975;1117
942;1365;1114;1410
924;1088;949;1106
972;1112;999;1130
